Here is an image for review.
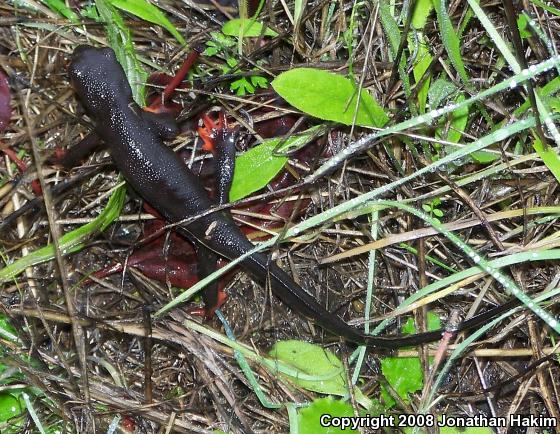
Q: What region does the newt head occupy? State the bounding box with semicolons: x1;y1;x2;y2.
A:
68;45;132;117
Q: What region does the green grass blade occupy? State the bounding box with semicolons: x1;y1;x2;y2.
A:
96;0;148;105
39;0;79;21
0;185;126;283
432;0;469;84
109;0;186;45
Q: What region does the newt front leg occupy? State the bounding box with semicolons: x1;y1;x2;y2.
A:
195;111;238;317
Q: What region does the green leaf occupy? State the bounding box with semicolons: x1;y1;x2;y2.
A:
230;77;254;95
40;0;79;21
230;126;322;201
430;84;495;164
80;4;101;21
412;0;433;30
269;340;348;396
380;357;423;408
229;139;287;201
0;393;24;424
0;315;19;344
109;0;186;45
517;14;531;39
412;34;433;113
381;313;441;408
250;75;268;89
272;68;388;127
401;314;441;335
222;18;278;38
203;46;219;56
444;93;469;144
299;398;358;434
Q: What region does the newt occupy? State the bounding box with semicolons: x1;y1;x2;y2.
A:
68;45;518;348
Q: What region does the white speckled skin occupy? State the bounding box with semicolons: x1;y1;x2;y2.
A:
67;45;503;348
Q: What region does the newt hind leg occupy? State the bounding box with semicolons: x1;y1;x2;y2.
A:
195;245;227;319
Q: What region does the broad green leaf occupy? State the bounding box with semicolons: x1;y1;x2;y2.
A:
269;340;348;396
272;68;388;127
222;18;278;38
517;14;531;39
412;0;433;30
380;357;423;408
109;0;186;45
229;125;324;201
40;0;79;21
0;393;23;423
229;140;288;202
401;313;441;334
381;313;441;408
299;398;358;434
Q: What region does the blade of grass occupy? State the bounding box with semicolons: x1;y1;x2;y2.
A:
0;184;126;283
96;0;148;106
351;210;378;385
39;0;79;21
109;0;186;45
432;0;469;84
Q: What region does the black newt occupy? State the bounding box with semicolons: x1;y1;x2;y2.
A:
67;45;518;349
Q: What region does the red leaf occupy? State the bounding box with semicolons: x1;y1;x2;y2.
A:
0;69;11;133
